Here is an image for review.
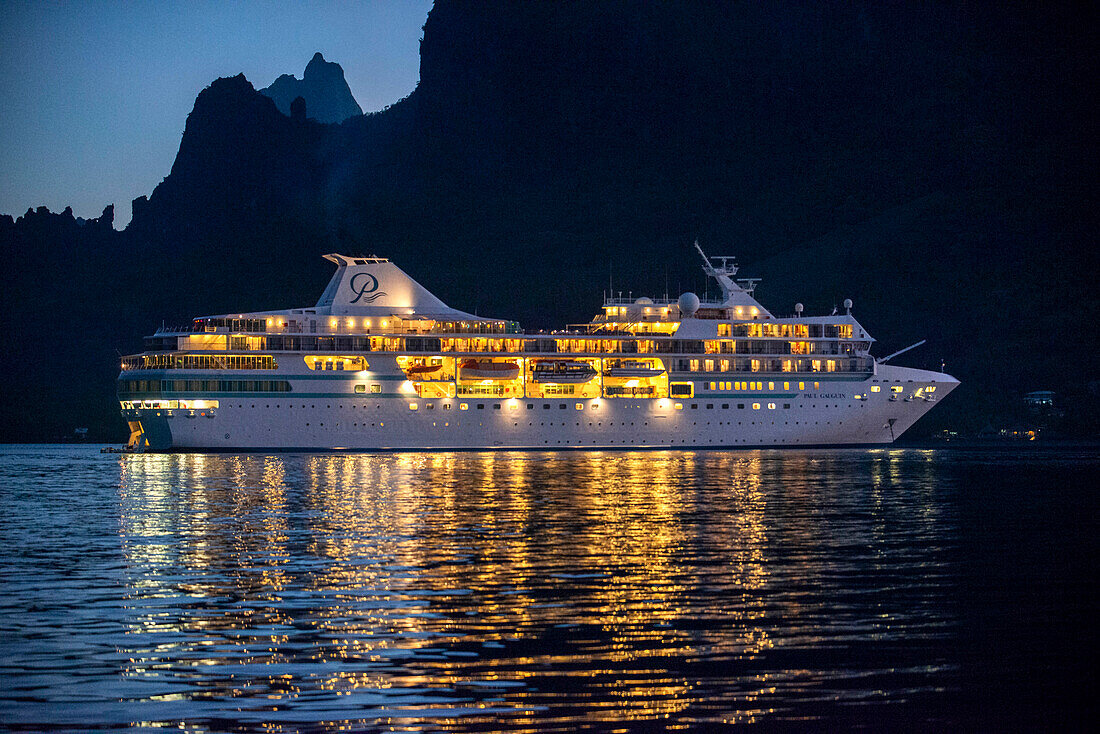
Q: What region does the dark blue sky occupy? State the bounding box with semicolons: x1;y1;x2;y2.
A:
0;0;432;226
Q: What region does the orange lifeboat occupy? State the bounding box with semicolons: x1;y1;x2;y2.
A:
460;359;520;380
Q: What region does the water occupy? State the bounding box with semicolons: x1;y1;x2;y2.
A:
0;445;1095;731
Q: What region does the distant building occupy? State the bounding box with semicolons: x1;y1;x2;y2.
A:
1024;391;1055;408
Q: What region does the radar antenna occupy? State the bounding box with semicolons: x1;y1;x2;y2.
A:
694;239;760;300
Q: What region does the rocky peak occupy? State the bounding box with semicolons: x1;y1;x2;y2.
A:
260;52;363;124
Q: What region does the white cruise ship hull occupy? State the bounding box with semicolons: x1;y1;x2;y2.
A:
125;364;956;452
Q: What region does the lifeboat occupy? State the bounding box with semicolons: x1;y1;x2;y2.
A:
531;360;597;383
606;360;666;379
404;363;443;378
460;359;520;380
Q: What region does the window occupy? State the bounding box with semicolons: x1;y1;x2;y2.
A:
476;404;485;409
409;403;418;410
355;384;366;394
575;403;583;410
768;403;776;409
871;386;881;392
460;403;469;410
738;404;745;409
370;384;381;394
753;403;761;410
670;382;694;398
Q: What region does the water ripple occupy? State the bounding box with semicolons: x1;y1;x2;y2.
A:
1;445;1094;730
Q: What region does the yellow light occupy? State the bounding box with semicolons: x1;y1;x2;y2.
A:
674;403;683;410
735;307;743;315
871;386;881;392
329;318;337;328
365;319;371;327
266;318;273;326
409;402;418;410
753;403;761;410
750;307;758;316
382;320;388;327
575;403;583;410
460;403;468;410
347;318;355;328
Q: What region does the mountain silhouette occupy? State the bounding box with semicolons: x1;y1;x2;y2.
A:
1;0;1096;442
261;52;363;123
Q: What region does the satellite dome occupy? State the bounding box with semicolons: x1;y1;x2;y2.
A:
635;297;653;305
843;298;853;311
677;292;700;317
795;302;804;314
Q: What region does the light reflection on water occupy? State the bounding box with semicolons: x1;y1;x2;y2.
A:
2;446;968;729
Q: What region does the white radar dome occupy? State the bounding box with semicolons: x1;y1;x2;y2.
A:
635;297;653;305
677;292;700;317
843;298;853;311
795;302;804;314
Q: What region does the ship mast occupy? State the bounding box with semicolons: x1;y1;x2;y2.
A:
693;240;760;305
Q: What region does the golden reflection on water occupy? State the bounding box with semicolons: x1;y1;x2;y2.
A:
115;449;950;728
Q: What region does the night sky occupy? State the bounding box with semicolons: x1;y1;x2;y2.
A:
0;0;431;226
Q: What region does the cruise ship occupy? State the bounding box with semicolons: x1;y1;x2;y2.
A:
117;246;957;451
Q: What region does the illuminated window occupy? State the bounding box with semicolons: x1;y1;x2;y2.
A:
575;403;583;410
768;382;774;390
871;386;880;392
409;403;418;410
814;382;820;390
752;403;761;410
783;382;790;390
354;384;366;394
891;385;903;393
674;403;683;410
798;382;805;391
370;384;381;394
460;403;469;410
709;381;716;390
927;386;937;392
768;403;776;409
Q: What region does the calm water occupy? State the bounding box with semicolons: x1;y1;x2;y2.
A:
0;445;1095;731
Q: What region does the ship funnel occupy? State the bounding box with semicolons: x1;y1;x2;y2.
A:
315;254;454;315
